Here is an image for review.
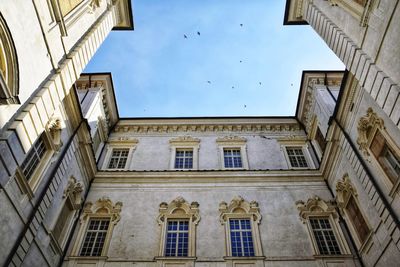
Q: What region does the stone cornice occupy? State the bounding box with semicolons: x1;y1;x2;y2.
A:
113;120;301;134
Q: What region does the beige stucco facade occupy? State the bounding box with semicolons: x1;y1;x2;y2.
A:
1;1;399;267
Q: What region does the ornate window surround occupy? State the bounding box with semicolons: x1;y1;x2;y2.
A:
156;196;200;259
102;137;138;170
50;176;83;250
356;107;400;193
296;195;351;256
71;197;122;257
219;196;263;258
216;136;249;170
328;0;374;26
13;120;63;200
169;136;200;170
0;13;19;105
336;174;372;250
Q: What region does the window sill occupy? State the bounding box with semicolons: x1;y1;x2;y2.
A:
313;254;354;259
67;256;108;260
154;256;197;261
223;256;265;260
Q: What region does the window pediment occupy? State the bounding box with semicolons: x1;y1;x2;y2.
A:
216;136;246;145
81;197;123;224
63;176;83;209
169;136;200;146
157;196;200;225
335;174;357;208
219;196;261;224
357;107;384;156
296;195;337;222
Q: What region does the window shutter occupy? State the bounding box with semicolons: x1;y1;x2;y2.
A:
370;131;385;158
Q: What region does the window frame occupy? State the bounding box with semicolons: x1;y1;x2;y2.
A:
50;176;83;250
282;144;314;169
336;174;372;251
102;139;138;170
71;197;122;257
156;197;200;258
296;195;351;256
357;108;400;195
216;136;249;170
169;136;200;170
368;128;400;194
219;196;263;258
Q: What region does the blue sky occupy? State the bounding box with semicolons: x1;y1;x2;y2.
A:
84;0;344;117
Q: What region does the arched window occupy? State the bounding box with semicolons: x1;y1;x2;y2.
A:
71;197;123;257
219;196;263;257
156;196;200;258
296;195;350;255
0;14;19;104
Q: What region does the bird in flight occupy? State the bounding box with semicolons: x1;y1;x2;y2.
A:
184;34;188;39
197;31;200;36
240;24;243;27
232;86;235;89
244;105;247;108
240;60;242;63
259;82;262;85
291;83;293;86
207;81;211;84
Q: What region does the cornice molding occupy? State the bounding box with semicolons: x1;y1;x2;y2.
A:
113;123;301;134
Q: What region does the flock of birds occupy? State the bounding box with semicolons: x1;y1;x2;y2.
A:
142;24;294;113
181;23;294;110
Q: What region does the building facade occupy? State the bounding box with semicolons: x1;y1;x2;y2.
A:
0;1;399;267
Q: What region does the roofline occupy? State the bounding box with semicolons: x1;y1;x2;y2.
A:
295;70;346;118
112;0;134;31
283;0;309;25
80;72;120;119
119;116;298;120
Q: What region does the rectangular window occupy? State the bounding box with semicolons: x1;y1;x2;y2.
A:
224;149;243;168
20;136;47;180
370;131;400;184
53;201;73;244
174;149;193;169
165;220;189;257
229;219;255;257
309;218;341;255
286;147;308;168
346;196;369;244
80;219;110;256
108;148;129;169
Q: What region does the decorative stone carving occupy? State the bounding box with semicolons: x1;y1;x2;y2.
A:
63;176;83;209
157;196;200;225
356;107;384;156
216;136;246;144
48;117;63;151
219;196;261;224
335;174;357;209
81;197;123;224
88;0;101;13
296;195;337;222
169;136;200;145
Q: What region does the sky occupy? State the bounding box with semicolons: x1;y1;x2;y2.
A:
84;0;345;117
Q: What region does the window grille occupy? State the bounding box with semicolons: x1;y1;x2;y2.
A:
108;148;129;169
286;147;308;168
80;219;110;256
20;136;47;180
309;217;341;255
165;220;189;256
229;219;255;257
174;149;193;169
224;149;242;168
